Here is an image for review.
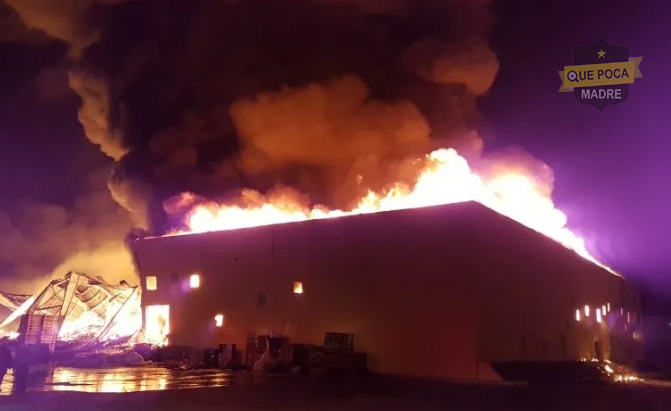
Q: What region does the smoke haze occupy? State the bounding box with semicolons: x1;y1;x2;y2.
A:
0;167;137;293
0;0;505;290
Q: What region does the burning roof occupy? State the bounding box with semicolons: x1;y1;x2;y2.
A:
167;148;620;276
0;272;142;345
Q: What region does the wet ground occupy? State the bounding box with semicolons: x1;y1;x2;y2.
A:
0;366;232;394
2;368;671;410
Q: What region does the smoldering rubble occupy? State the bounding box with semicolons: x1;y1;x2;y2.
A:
0;271;141;346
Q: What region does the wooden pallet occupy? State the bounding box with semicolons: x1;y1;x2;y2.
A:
324;332;354;352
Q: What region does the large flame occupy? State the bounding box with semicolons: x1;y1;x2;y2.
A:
0;275;144;345
171;149;617;275
0;299;142;345
56;295;142;343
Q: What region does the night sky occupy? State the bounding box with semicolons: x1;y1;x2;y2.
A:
0;0;669;300
481;0;671;297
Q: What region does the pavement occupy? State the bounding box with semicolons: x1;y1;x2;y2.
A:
0;366;232;394
1;368;671;410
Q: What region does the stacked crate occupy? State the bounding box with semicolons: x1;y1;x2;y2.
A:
324;332;354;352
318;332;367;376
307;345;325;374
19;314;61;353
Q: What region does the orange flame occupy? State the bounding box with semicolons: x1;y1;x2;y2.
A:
56;296;142;343
170;149;617;275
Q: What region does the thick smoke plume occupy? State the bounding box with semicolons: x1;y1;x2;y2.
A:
0;167;137;294
2;0;133;55
0;0;142;293
1;0;505;287
231;75;432;207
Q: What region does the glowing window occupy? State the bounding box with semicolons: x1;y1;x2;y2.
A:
190;274;200;289
293;281;304;294
145;305;170;346
584;305;590;317
627;312;631;323
575;309;581;322
602;305;607;315
596;308;602;323
146;276;157;291
607;303;611;312
214;314;224;327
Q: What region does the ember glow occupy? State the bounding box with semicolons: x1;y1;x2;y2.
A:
0;272;143;345
171;149;617;274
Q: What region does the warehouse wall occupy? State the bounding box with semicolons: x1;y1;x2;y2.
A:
469;212;643;366
136;203;482;379
134;201;643;379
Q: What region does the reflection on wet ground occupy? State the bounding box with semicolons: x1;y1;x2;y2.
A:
0;366;232;395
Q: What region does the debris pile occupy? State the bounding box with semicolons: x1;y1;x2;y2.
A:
0;272;142;350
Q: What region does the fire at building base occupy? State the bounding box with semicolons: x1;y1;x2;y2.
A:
132;201;643;381
0;272;142;354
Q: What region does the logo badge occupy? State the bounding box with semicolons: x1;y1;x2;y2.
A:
559;39;642;111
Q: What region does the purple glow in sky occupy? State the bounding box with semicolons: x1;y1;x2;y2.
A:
0;0;668;298
481;0;671;290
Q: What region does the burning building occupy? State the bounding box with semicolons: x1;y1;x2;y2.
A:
0;0;642;380
132;200;643;380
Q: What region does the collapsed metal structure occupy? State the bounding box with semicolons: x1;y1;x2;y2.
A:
0;272;142;351
0;291;32;311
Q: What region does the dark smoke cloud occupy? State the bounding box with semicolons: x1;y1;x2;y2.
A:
230;75;433;206
2;0;134;161
314;0;408;14
34;65;72;101
0;167;137;294
3;0;134;54
0;1;49;44
4;0;499;234
0;0;140;291
401;38;499;96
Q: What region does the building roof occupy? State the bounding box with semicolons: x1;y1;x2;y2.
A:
137;201;620;278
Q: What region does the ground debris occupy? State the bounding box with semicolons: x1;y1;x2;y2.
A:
54;347;148;368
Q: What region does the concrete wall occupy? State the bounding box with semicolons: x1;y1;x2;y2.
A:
136;203;480;379
133;202;642;379
468;212;643;366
